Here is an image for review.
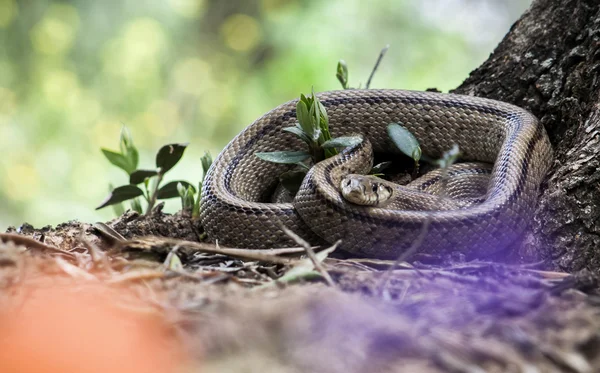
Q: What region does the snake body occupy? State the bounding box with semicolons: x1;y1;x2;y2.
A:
200;90;552;258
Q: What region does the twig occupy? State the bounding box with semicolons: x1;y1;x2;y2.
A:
93;222;127;243
118;237;299;265
279;225;336;287
531;270;570;279
365;44;390;89
0;233;76;259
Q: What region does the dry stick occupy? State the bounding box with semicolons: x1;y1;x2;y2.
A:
119;237;298;265
94;221;314;264
94;222;313;258
365;44;390;89
0;233;76;259
279;225;337;287
93;222;127;243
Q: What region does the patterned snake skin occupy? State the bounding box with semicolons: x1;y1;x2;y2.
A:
200;90;553;259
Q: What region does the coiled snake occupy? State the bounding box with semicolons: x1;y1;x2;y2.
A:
200;90;552;259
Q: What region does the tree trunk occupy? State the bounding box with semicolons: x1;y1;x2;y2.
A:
454;0;600;272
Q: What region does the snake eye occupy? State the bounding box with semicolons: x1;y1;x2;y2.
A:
372;184;378;193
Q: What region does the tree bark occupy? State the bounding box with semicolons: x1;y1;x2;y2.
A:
454;0;600;272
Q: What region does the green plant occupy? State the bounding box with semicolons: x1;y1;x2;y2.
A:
387;123;422;179
336;45;389;90
177;152;212;218
336;60;349;89
255;53;457;194
96;127;212;216
388;123;462;177
255;90;362;193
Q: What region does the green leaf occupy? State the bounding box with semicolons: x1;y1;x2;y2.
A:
96;185;144;210
200;152;213;181
321;136;363;149
387;123;422;162
279;170;307;195
101;149;135;175
192;200;200;218
317;99;329;132
178;183;195;210
157;181;195;200
177;182;187;198
119;127;139;170
108;183;125;216
130;198;143;214
192;181;202;218
156;143;189;174
277;244;337;282
183;186;195;210
283;126;312;145
127;146;139;172
255;151;311;164
412;147;423;162
300;93;310;106
336;60;349;89
296;99;312;136
119;126;133;155
313;90;321;129
307;95;322;142
129;169;159;185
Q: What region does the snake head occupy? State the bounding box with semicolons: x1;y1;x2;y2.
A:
340;175;394;206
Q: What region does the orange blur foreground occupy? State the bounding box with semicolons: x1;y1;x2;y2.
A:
0;278;187;373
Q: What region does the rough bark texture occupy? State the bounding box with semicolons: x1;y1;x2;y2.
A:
454;0;600;272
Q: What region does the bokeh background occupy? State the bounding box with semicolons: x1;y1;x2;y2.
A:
0;0;532;230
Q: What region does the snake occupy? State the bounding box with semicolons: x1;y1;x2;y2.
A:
199;89;553;259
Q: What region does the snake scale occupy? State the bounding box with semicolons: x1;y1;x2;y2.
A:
200;89;553;259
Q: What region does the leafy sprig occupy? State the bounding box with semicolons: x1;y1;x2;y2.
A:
255;90;362;193
177;152;212;217
97;127;212;217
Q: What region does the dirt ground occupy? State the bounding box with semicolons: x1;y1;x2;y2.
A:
1;207;599;373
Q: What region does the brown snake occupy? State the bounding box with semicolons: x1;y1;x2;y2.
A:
200;89;553;259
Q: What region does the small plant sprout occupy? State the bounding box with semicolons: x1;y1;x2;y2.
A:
101;128;142;213
255;90;362;194
336;60;349;90
178;182;195;213
178;152;213;218
97;127;211;216
337;45;390;90
101;127;139;175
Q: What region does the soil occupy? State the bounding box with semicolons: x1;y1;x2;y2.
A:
2;208;600;372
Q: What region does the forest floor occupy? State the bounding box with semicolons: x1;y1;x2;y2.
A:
1;207;599;373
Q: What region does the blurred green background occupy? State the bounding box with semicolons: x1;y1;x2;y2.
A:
0;0;532;230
